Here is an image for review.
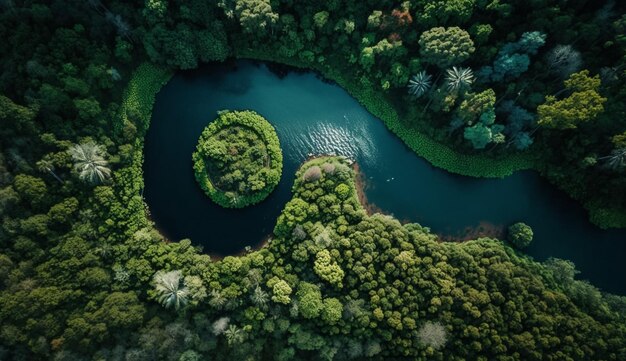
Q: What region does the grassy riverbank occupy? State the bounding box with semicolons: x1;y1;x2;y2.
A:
234;49;625;229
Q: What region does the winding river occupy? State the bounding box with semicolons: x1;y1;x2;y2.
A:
144;60;626;294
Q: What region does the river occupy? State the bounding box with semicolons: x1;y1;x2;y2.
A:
143;60;626;294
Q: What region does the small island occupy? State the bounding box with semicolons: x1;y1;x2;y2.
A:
192;110;282;208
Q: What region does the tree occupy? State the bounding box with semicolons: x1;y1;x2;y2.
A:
268;277;292;304
547;45;582;78
417;321;447;350
407;71;432;98
458;89;496;123
321;298;343;324
445;66;474;93
209;289;226;309
251;286;269;308
224;325;244;346
314;249;344;288
153;270;189;310
36;159;62;183
303;166;322;182
68;142;111;184
296;282;323;319
143;23;229;70
92;292;145;330
235;0;278;35
212;317;230;335
537;70;607;129
184;275;207;303
415;0;475;26
464;123;492;149
480;32;546;82
13;174;47;205
419;27;475;68
600;148;626;170
507;222;534;248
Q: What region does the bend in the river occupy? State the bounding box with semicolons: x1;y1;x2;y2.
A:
143;60;626;294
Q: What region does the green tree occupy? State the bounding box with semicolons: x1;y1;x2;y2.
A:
538;70;607;129
268;277;292;304
224;324;244;346
13;174;47;205
507;222;534;249
321;298;343;324
36;159;63;183
235;0;278;35
296;282;323;319
419;27;475;68
314;249;344;288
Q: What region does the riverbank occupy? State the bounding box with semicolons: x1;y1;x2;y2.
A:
234;48;625;229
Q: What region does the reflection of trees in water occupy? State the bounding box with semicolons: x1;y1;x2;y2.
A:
438;221;506;242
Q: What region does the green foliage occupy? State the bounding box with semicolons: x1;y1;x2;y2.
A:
296;282;323;319
538;70;607;129
229;0;278;35
2;1;626;360
419;26;475;68
268;277;292;304
13;174;47;206
314;249;344;288
143;21;229;69
239;50;535;178
192;110;283;208
507;222;534;249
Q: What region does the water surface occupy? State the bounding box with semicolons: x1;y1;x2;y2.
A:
144;61;626;294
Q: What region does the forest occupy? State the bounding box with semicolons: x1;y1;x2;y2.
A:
1;0;626;360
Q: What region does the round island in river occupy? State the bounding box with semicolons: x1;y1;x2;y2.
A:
192;110;283;208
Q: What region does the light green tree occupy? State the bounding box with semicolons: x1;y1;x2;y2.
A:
419;27;475;68
538;70;607;129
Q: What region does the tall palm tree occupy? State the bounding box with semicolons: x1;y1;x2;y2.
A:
445;66;474;93
209;289;226;309
36;159;63;183
224;325;244;346
251;286;269;308
153;270;189;310
68;142;111;184
600;148;626;170
407;71;432;98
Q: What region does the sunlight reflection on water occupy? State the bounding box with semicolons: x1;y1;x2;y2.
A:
284;115;376;165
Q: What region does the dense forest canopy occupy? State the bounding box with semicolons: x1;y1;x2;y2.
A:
1;0;626;360
192;110;283;208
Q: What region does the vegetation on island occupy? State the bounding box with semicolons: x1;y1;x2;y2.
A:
507;222;534;249
1;1;626;360
192;110;282;208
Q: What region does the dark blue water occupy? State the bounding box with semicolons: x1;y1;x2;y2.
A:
143;61;626;294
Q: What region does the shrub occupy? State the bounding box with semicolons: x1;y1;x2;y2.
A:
507;222;534;248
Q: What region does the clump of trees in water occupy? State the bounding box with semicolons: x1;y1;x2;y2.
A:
192;110;282;208
1;1;626;360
